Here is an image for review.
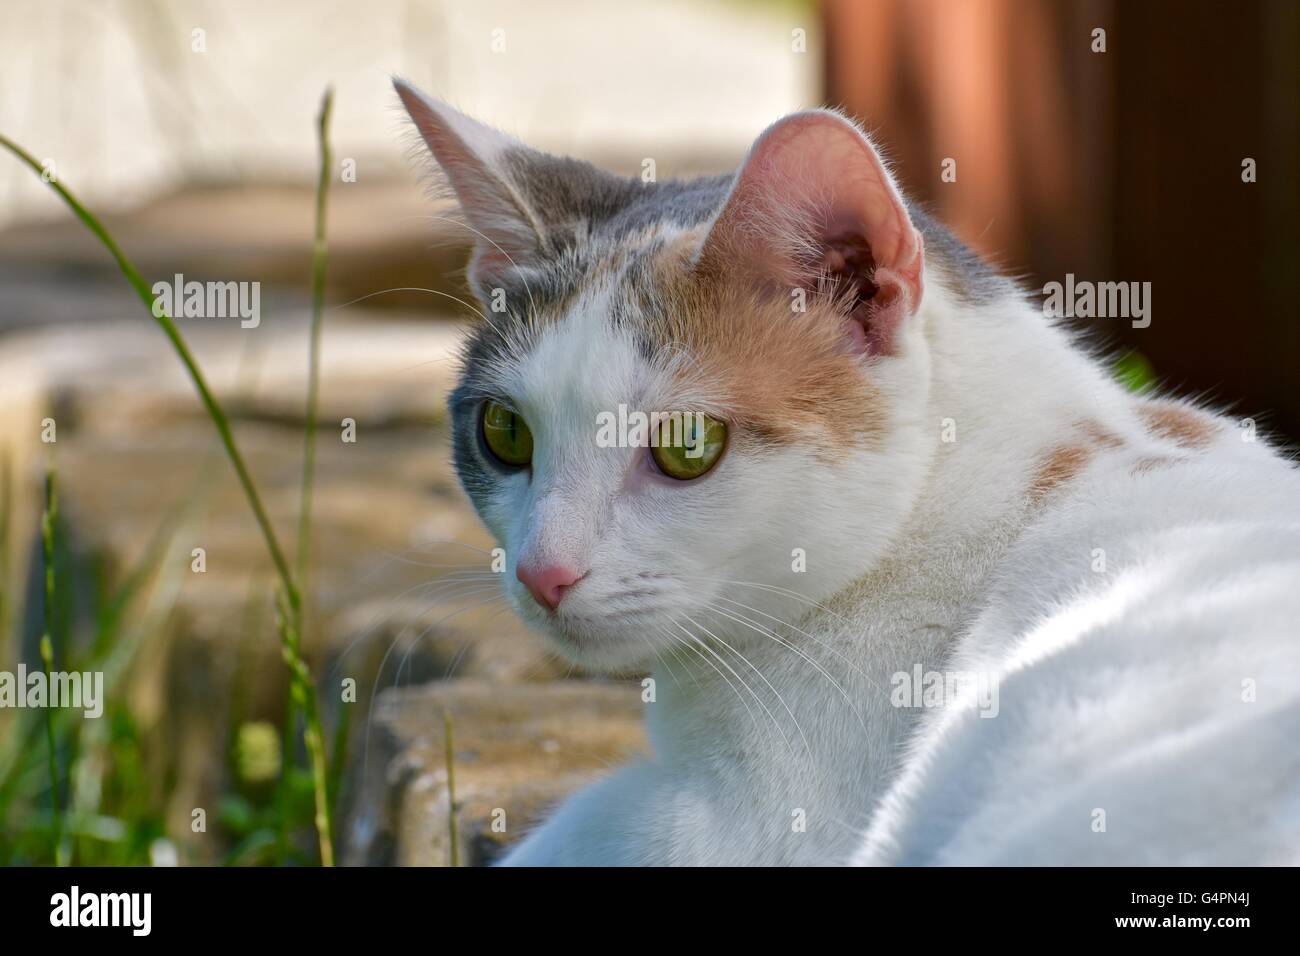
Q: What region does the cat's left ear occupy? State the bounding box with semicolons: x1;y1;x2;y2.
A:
393;78;548;297
697;110;924;356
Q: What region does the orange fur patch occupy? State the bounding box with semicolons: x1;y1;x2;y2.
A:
1138;401;1217;449
647;247;886;455
1030;444;1094;500
1029;420;1127;501
1079;420;1124;449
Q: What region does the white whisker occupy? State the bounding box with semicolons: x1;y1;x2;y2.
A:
669;620;793;753
700;603;869;733
684;612;812;759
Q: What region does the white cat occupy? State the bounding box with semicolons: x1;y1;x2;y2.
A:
395;79;1300;866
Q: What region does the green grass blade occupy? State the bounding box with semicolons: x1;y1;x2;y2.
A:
279;87;338;868
0;453;12;650
326;689;351;821
444;709;459;867
1;96;344;867
0;131;300;615
296;87;334;588
274;588;334;866
39;468;65;865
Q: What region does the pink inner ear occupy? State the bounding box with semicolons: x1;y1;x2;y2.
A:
700;112;924;356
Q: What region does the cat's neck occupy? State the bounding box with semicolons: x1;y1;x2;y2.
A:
914;282;1133;545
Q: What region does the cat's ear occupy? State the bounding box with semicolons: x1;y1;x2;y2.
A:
394;78;547;297
697;110;924;356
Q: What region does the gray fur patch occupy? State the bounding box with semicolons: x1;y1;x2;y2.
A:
498;146;1006;308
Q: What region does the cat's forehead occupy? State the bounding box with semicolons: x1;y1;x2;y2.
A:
457;226;887;455
502;150;733;241
452;149;910;452
466;233;701;411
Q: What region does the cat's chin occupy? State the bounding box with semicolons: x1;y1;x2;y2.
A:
519;609;662;673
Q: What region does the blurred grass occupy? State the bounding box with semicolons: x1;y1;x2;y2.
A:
0;88;346;867
1113;349;1157;394
279;87;337;868
444;709;459;868
0;481;180;864
39;469;63;864
0;457;11;647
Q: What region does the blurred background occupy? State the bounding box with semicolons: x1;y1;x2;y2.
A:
0;0;1295;866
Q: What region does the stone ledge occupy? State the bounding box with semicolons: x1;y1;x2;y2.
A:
343;679;646;866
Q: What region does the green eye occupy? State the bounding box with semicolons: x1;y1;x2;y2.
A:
481;401;533;467
652;413;727;480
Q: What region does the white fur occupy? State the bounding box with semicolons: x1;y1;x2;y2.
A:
395;91;1300;866
495;263;1300;866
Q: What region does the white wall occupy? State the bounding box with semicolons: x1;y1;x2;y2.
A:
0;0;820;227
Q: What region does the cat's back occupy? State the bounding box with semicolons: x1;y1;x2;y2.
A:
854;401;1300;865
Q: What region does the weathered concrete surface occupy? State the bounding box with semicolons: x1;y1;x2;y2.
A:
345;679;647;866
0;310;645;864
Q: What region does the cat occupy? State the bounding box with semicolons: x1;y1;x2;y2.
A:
394;78;1300;866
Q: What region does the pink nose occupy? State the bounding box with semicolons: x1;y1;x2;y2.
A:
516;563;583;611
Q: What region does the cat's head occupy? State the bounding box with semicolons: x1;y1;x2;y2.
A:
396;79;952;671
